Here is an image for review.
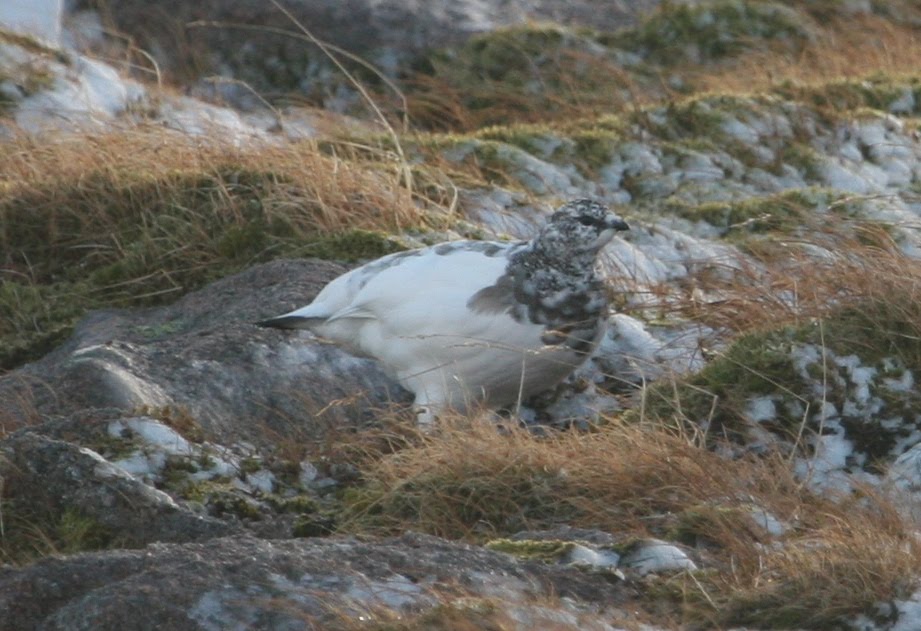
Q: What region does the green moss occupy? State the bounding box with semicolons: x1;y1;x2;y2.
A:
91;434;141;461
161;455;200;485
636;327;807;440
608;0;811;64
133;321;182;340
776;143;823;179
239;457;262;475
268;495;317;514
208;492;263;520
639;288;921;455
666;188;837;237
472;124;622;177
475;124;560;158
0;502;114;565
55;508;113;552
635;97;729;142
485;538;576;562
173;479;263;520
773;75;921;117
292;513;336;537
298;229;406;262
457;24;569;84
268;459;306;488
564;130;621;175
408;24;633;128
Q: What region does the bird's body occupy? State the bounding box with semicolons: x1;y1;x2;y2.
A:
258;199;628;427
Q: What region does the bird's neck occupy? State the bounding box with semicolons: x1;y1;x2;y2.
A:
516;241;600;279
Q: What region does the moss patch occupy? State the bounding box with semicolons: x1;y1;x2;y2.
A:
607;0;812;65
637;326;808;441
406;24;636;129
485;538;576;563
664;188;840;238
0;502;114;566
640;288;921;458
773;75;921;117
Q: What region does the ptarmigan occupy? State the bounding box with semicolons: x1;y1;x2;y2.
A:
257;199;629;427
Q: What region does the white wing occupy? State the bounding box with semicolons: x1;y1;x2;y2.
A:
267;241;518;334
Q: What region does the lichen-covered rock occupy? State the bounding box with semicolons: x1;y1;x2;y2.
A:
0;532;634;631
0;430;234;548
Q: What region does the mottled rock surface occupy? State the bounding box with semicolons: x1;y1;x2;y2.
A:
0;533;632;631
0;259;411;442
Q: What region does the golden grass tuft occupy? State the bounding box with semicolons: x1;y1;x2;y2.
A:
696;14;921;100
0;126;448;370
338;415;921;627
339;415;795;540
678;225;921;353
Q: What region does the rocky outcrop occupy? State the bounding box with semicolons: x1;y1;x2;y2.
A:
0;531;636;630
0;430;234;547
0;259;411;442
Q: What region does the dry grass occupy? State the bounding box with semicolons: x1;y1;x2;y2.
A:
696;14;921;99
718;505;920;627
339;415;797;540
0;126;451;370
399;10;921;132
299;584;632;631
678;224;921;352
0;126;425;239
399;46;649;132
338;415;921;627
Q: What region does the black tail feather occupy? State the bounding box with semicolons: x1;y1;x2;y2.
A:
255;315;318;330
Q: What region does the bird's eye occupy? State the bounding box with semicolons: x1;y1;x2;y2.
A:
578;216;596;226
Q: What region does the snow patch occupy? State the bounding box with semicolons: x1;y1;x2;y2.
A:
0;0;63;46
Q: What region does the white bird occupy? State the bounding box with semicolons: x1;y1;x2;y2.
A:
257;199;629;428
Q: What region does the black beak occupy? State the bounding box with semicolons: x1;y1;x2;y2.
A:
606;216;629;231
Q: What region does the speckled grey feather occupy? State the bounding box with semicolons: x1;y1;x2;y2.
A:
468;199;626;354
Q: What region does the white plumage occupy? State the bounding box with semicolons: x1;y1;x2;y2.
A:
258;199;629;427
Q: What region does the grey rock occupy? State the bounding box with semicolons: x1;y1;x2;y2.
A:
0;430;233;547
0;260;411;444
0;532;629;630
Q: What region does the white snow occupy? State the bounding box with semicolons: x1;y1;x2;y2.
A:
747;506;788;537
109;418;193;456
565;544;623;576
0;0;63;46
619;540;698;575
745;396;777;423
891;590;921;631
795;419;859;493
345;574;426;610
245;470;276;494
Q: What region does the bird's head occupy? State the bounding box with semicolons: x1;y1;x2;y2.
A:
539;199;629;255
